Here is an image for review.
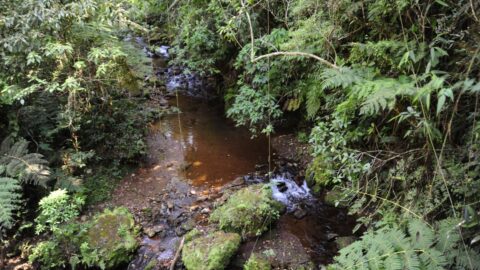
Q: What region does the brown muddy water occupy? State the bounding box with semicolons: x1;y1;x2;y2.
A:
160;96;270;188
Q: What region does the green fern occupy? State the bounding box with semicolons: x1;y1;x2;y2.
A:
0;137;50;186
320;67;366;91
0;177;21;232
335;76;415;117
304;67;366;118
0;137;51;233
330;218;480;270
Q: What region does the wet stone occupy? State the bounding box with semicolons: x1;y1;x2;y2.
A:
200;207;211;214
144;224;166;238
175;218;196;236
335;236;356;249
276;181;288;193
293;208;307;219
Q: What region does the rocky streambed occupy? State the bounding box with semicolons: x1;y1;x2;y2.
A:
98;41;357;270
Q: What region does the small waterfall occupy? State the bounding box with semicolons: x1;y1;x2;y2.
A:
155;45;170;58
270;175;314;212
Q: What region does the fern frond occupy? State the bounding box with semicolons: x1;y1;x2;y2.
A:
0;177;21;231
408;219;435;250
436;218;461;251
330;218;471;270
0;137;50;186
320;67;365;91
336;76;415;117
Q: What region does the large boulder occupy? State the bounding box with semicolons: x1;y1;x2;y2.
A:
82;207;139;269
182;230;241;270
210;184;282;238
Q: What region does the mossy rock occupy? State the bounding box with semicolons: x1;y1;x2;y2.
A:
244;254;271;270
182;230;241;270
82;207;139;269
324;187;348;207
210;184;281;238
335;236;356;249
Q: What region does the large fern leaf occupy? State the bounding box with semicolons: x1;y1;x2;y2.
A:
0;137;50;186
330;220;451;270
0;177;21;231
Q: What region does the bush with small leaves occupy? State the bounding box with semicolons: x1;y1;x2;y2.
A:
35;189;84;234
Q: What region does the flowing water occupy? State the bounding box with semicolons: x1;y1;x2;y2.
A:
113;42;356;269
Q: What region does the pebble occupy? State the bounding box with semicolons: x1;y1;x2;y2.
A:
196;195;208;202
200;208;211;214
190;205;200;211
293;208;307;219
144;225;165;238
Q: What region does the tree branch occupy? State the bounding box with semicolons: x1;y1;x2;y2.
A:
240;0;338;69
169;237;185;270
252;51;338;69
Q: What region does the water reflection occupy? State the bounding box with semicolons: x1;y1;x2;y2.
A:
163;95;270;187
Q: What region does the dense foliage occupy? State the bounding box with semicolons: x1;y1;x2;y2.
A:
2;0;480;269
0;0;156;267
147;0;480;268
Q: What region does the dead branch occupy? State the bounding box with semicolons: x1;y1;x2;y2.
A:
169;237;185;270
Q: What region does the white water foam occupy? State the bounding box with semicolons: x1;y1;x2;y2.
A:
270;175;313;211
155;45;170;58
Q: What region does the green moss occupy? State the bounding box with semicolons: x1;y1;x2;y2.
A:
182;230;241;270
244;254;271;270
144;258;158;270
210;184;280;238
184;228;202;242
324;187;348;207
82;207;138;269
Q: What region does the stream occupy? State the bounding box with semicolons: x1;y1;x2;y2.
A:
108;40;356;269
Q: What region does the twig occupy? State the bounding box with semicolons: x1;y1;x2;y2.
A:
170;237;185;270
167;0;181;12
471;0;479;22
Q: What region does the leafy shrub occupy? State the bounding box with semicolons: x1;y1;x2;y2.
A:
29;240;66;269
210;184;281;238
307;118;370;188
226;86;282;135
35;189;84;234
